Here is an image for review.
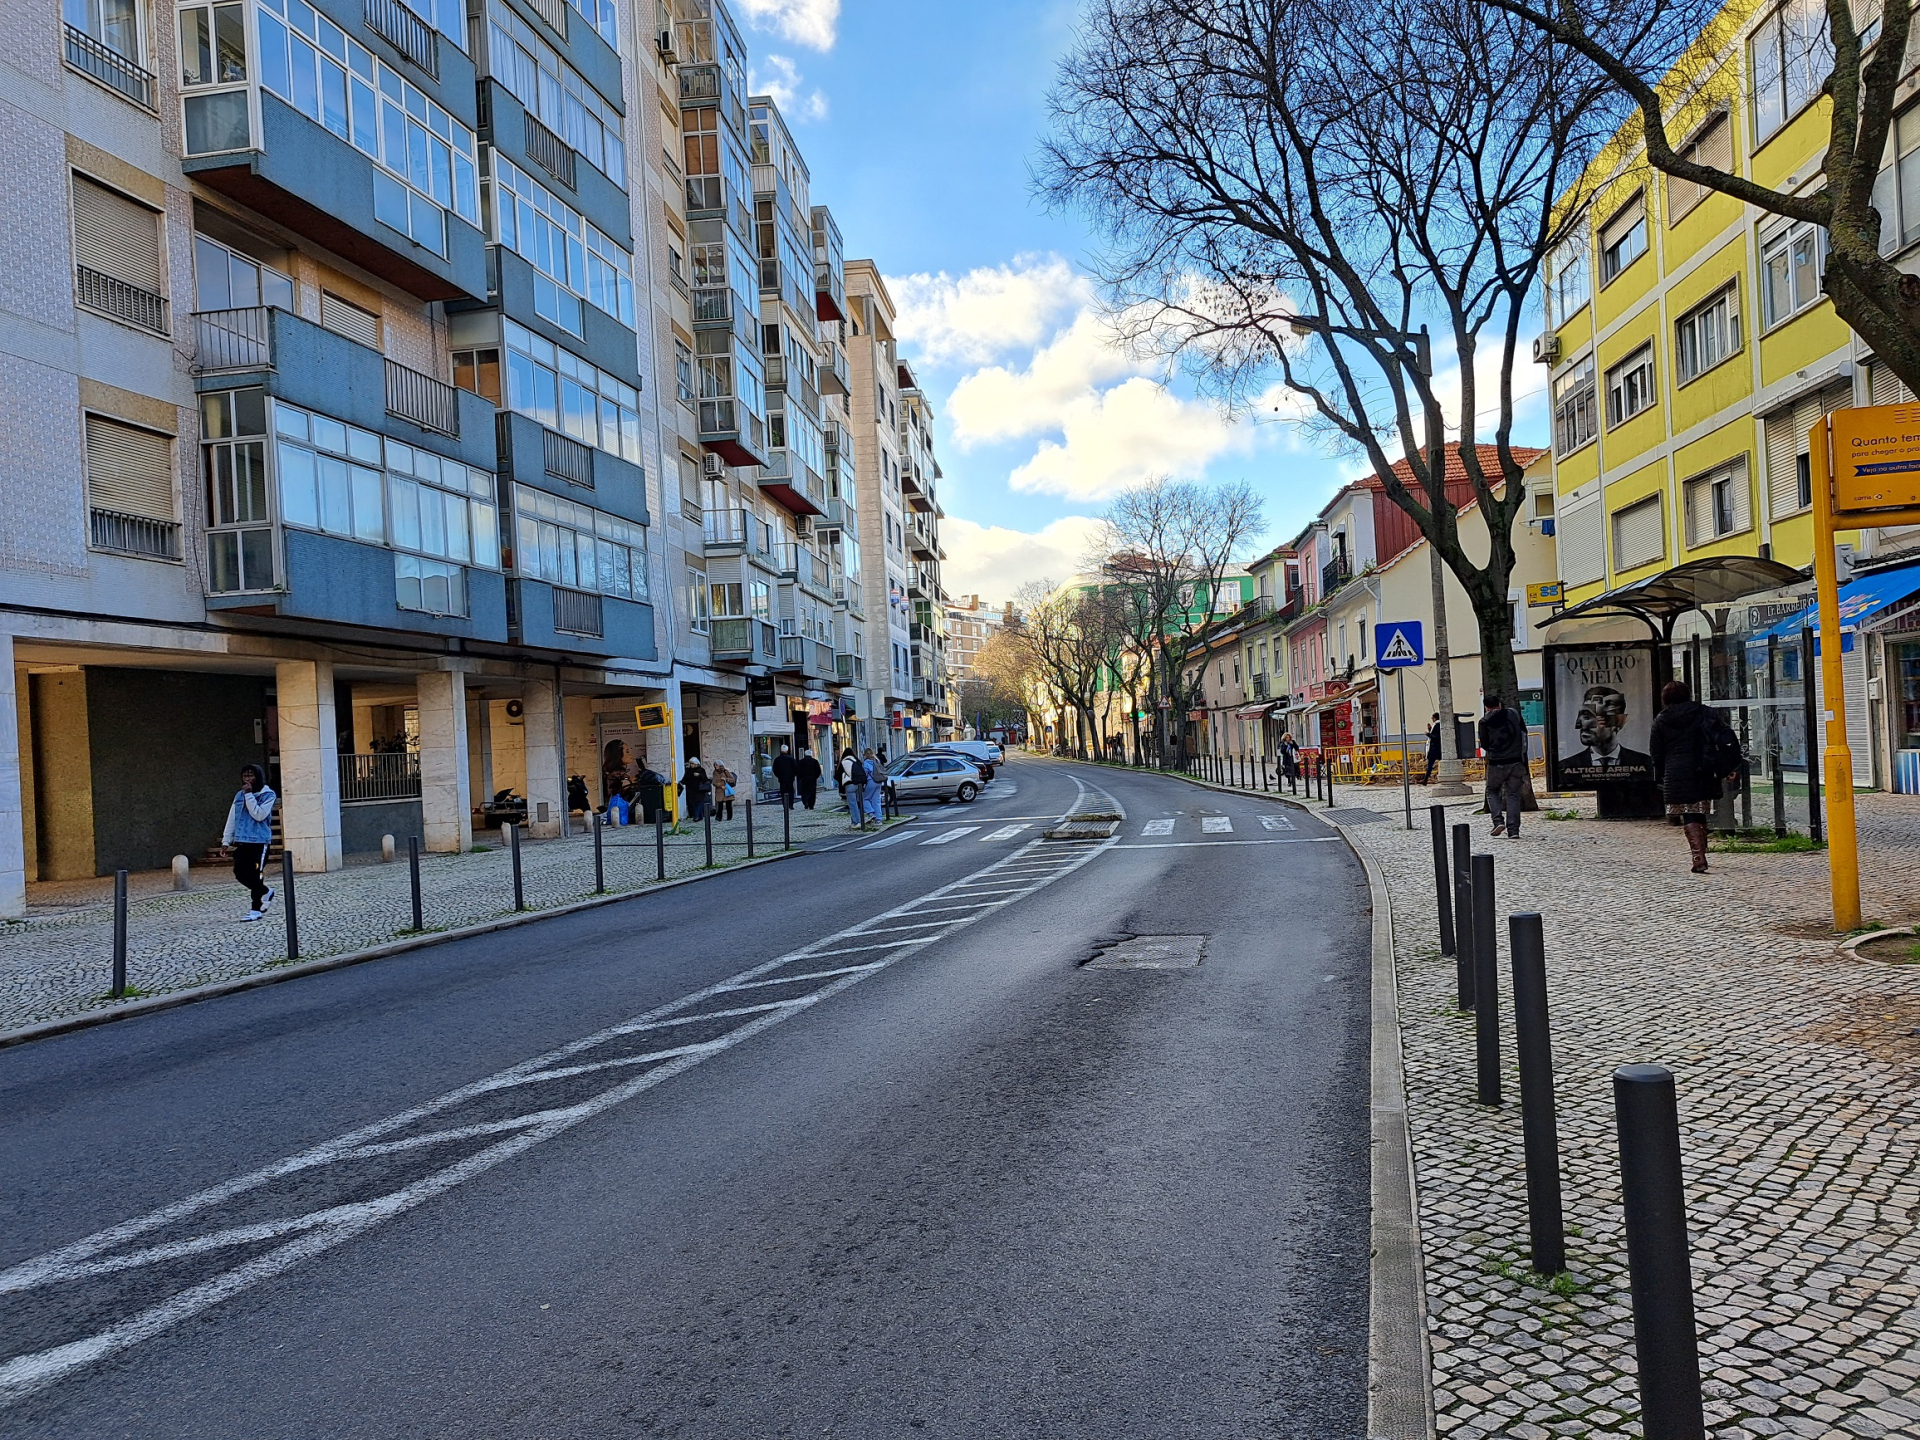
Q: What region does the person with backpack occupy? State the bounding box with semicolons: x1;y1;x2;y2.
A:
842;750;867;829
1650;679;1743;874
220;763;278;921
1478;693;1530;838
859;748;885;829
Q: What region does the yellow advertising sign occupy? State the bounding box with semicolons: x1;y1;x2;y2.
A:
1829;402;1920;512
633;702;672;731
1526;581;1564;608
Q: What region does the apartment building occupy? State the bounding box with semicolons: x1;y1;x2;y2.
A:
4;0;671;914
943;594;1011;682
844;260;953;750
3;0;945;911
1539;0;1920;789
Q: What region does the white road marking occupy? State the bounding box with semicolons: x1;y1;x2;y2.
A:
1113;837;1344;849
1260;815;1296;831
982;824;1031;842
718;962;888;991
0;778;1127;1405
860;829;924;849
921;827;979;845
1142;819;1176;836
1201;816;1233;833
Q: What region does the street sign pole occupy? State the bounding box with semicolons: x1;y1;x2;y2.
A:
1397;669;1412;830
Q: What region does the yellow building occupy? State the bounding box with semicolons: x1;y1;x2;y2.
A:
1540;0;1918;598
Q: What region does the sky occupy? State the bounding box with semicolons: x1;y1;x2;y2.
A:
728;0;1540;602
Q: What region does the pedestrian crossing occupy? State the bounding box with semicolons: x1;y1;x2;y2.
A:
859;812;1300;850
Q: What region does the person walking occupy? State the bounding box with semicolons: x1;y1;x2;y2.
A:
711;762;737;821
772;741;796;810
796;746;822;810
1478;693;1530;837
843;751;867;829
1650;679;1743;874
1422;713;1442;784
220;763;278;921
678;756;713;823
859;747;885;829
1279;733;1300;792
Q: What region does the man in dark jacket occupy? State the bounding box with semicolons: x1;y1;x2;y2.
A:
1423;713;1442;784
771;742;796;810
1478;693;1530;838
1650;679;1741;874
795;746;822;809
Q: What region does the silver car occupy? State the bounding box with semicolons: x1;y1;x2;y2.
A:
885;754;982;805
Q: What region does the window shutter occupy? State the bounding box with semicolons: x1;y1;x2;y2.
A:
85;415;175;520
1683;474;1711;548
1870;360;1914;406
1611;495;1665;570
1725;455;1752;534
320;291;382;349
71;174;162;291
1558;491;1605;585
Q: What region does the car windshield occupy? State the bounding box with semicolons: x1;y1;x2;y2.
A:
884;757;915;776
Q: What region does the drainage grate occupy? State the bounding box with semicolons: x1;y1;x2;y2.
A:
1320;808;1387;825
1044;820;1120;840
1083;934;1207;969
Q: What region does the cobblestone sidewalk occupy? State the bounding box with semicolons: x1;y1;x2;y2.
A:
1290;776;1920;1438
0;802;872;1034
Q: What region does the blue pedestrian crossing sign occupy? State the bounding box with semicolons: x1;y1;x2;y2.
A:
1377;620;1424;669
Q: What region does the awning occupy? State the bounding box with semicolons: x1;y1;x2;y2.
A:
1234;701;1276;718
1747;559;1920;644
1545;555;1806;637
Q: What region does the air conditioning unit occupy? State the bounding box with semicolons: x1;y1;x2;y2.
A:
702;453;726;478
656;29;676;59
1532;333;1562;365
793;516;813;538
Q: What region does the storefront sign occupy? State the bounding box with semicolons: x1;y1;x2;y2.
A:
1543;643;1661;791
748;675;776;708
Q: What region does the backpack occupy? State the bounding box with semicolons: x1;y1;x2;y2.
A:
1703;713;1743;776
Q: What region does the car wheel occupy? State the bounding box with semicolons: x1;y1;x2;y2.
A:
956;781;979;802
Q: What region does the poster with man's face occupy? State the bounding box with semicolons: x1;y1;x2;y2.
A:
1546;644;1660;790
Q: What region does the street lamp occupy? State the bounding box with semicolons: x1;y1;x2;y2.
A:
1285;314;1469;796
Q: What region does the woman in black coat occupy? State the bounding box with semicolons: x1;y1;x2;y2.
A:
1649;680;1738;874
678;758;714;823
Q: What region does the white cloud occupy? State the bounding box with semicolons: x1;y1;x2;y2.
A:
1008;379;1252;500
889;256;1092;369
735;0;838;50
940;515;1108;600
750;54;827;122
946;309;1143;446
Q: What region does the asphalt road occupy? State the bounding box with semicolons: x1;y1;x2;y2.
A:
0;758;1374;1438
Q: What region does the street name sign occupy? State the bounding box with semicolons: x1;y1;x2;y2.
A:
1377;620;1424;669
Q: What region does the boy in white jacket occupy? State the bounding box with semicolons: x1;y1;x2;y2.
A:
221;763;279;920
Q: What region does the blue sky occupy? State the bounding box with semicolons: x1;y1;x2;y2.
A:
729;0;1474;599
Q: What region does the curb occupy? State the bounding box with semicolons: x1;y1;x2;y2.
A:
1064;759;1437;1435
0;848;807;1052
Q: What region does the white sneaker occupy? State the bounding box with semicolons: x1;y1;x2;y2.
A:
243;910;263;922
260;885;276;912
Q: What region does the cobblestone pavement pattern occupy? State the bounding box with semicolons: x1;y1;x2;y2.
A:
0;802;875;1032
1125;763;1920;1439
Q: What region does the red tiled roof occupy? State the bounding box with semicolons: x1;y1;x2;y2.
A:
1360;443;1546;492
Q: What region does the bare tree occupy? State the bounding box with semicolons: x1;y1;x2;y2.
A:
1485;0;1920;393
1041;0;1619;710
962;625;1037;734
1093;476;1266;761
1014;581;1130;755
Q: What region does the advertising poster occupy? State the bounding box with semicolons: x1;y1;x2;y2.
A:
1545;643;1661;791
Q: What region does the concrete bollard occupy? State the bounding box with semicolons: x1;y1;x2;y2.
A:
381;834;396;863
171;855;191;892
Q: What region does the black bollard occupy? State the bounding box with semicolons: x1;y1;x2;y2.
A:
1510;913;1565;1275
1472;852;1499;1105
1431;806;1455;957
111;869;128;998
507;821;524;911
1452;823;1474;1009
655;812;666;880
746;798;755;858
592;811;605;894
704;811;714;867
408;835;424;929
1613;1065;1706;1440
783;796;792;850
281;850;299;961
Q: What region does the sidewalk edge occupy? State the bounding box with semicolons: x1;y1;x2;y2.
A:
0;849;805;1052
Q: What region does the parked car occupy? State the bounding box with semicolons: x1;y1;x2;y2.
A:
916;740;1001;779
885;753;982;805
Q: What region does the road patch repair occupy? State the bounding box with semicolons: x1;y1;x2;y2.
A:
1081;934;1207;969
1044;809;1123;840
